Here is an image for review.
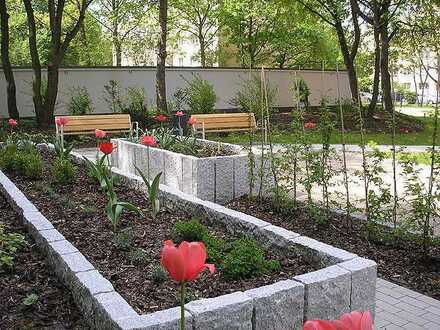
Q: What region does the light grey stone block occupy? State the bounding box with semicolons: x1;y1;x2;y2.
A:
50;239;79;255
76;270;114;296
233;156;251;199
256;225;300;249
23;211;54;231
338;257;377;317
294;265;351;320
39;229;66;242
290;236;357;266
215;157;234;204
119;307;192;330
135;145;165;184
164;152;183;191
193;157;215;201
55;251;95;274
116;140;136;174
95;291;138;321
185;291;253;330
181;156;194;195
9;191;39;214
245;280;305;330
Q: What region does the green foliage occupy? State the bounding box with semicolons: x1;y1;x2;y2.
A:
174;218;207;242
22;293;39;306
112;230;132;250
123;87;148;125
52;156;76;184
202;232;226;264
84;154;114;190
135;166;162;218
152;264;168;283
66;86;94;115
128;248;149;265
53;138;74;160
223;237;280;280
0;225;26;268
234;75;277;121
182;75;217;114
103;80;124;113
292;77;310;109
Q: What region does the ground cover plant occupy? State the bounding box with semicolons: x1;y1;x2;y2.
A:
0;195;87;329
1;146;318;315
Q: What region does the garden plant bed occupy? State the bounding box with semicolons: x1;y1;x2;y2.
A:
228;196;440;300
5;149;317;314
0;194;87;329
0;144;379;329
112;138;272;204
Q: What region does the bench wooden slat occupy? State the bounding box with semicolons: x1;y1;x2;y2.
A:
55;114;133;136
63;123;131;131
197;122;255;129
59;114;131;120
63;119;131;126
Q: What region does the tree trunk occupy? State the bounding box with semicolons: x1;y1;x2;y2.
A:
413;70;418;105
198;29;206;67
23;0;44;126
379;22;393;113
335;21;359;104
156;0;168;112
112;0;122;66
367;25;381;117
0;0;19;119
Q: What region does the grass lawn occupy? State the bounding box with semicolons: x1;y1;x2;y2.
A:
209;117;438;146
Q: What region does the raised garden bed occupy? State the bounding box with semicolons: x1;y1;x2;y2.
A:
0;146;377;329
111;138;273;204
0;195;87;329
228;196;440;300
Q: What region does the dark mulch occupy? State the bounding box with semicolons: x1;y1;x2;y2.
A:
228;197;440;300
0;195;88;329
5;150;317;314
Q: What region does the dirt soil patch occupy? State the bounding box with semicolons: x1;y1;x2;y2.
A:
0;195;88;329
228;196;440;300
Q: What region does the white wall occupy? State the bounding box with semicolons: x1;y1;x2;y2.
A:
0;67;351;118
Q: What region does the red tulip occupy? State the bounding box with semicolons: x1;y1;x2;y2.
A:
303;311;373;330
95;129;107;139
399;127;409;134
303;320;336;330
154;114;168;122
99;142;116;155
161;240;215;283
8;119;18;127
304;122;317;129
187;116;197;125
140;135;157;147
55;117;69;127
175;111;184;117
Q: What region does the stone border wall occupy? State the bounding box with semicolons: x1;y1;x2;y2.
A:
111;138;273;204
0;148;377;330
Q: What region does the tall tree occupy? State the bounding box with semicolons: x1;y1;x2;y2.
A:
0;0;19;119
23;0;93;128
295;0;362;104
170;0;221;67
90;0;151;66
156;0;168;112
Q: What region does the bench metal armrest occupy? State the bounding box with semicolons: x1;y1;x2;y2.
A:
132;121;139;140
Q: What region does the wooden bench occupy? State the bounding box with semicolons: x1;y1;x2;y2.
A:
55;114;138;138
191;113;260;139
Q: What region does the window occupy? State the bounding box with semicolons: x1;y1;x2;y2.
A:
179;58;184;66
419;82;429;89
403;83;411;89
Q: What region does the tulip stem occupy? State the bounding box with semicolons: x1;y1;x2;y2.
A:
180;281;186;330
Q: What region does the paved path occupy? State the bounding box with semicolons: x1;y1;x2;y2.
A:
375;279;440;329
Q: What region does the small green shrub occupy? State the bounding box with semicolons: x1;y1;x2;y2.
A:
183;75;217;114
0;144;43;179
152;264;168;283
128;248;149;265
67;86;93;115
223;237;280;280
112;230;132;250
174;218;207;242
202;233;226;264
22;293;39;306
0;225;26;268
52;156;76;184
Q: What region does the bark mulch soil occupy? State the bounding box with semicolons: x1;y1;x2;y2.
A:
228;197;440;300
5;150;318;315
0;195;88;329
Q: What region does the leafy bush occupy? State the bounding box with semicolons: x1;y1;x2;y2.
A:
183;75;217;114
0;141;43;179
292;76;310;109
223;237;280;280
128;248;149;265
0;225;26;268
234;75;277;121
17;151;43;179
152;264;168;283
67;86;93;115
174;218;208;242
123;87;148;125
52;156;76;184
202;233;226;264
112;230;132;250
